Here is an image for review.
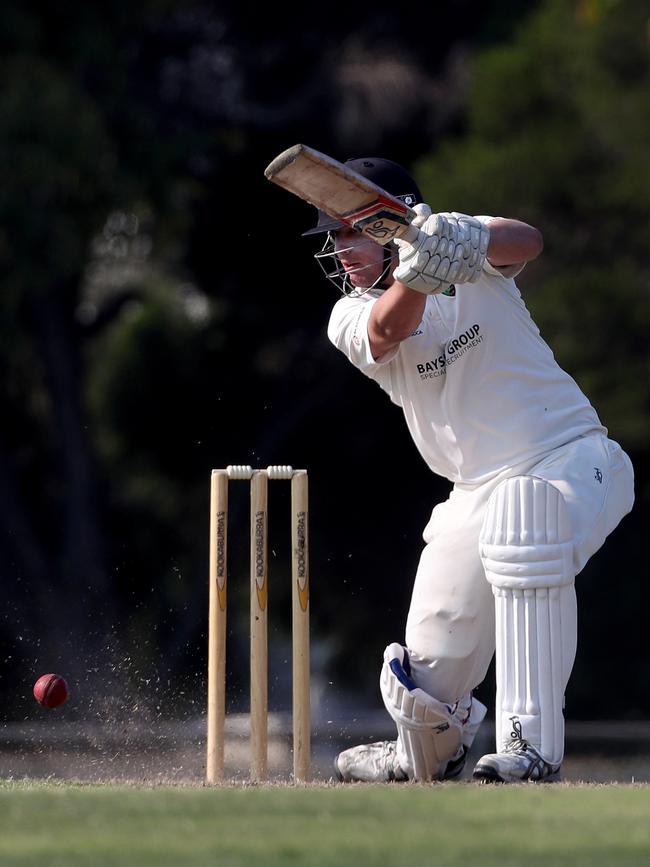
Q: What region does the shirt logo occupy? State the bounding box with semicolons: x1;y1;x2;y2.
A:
594;468;603;484
416;324;482;380
442;285;456;297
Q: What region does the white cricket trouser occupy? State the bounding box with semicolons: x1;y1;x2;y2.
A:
405;432;634;704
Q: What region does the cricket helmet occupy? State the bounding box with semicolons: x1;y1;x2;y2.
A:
304;156;423;297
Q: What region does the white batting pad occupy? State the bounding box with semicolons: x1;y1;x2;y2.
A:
380;643;463;781
479;476;577;767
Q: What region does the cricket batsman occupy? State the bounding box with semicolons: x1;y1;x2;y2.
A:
303;157;634;783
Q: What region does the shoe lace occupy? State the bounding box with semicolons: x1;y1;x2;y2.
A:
380;741;399;762
383;740;411;780
503;734;530;755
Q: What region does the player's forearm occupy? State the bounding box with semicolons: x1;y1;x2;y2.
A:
486;218;543;267
368;282;426;357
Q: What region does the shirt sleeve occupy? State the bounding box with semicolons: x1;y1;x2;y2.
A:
475;215;526;279
327;296;400;377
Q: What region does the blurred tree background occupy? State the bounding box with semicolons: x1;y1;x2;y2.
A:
0;0;647;725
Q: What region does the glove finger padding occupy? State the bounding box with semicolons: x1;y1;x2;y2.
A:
394;203;433;252
394;212;490;295
405;202;433;231
380;643;463;781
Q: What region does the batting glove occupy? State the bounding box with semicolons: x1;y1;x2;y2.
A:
394;211;491;295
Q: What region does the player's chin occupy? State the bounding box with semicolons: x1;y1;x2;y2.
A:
348;272;375;289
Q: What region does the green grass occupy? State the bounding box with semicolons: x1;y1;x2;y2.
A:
0;781;649;866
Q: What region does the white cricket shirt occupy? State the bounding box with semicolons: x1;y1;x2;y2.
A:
327;235;605;485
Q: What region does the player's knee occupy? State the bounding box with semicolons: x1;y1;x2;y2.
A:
479;475;574;590
407;623;483;665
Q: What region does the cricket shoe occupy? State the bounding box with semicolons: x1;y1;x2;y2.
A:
472;738;561;784
334;741;469;783
334;741;408;783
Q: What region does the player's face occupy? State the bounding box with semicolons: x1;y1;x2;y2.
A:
333;228;390;289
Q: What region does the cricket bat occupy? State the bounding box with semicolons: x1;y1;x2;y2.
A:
264;144;421;245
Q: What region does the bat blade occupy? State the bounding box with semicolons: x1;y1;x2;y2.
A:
264;144;419;245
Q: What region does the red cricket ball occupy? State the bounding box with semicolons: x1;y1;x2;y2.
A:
33;673;69;708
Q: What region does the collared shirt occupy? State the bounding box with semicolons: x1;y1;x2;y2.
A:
327;224;604;485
